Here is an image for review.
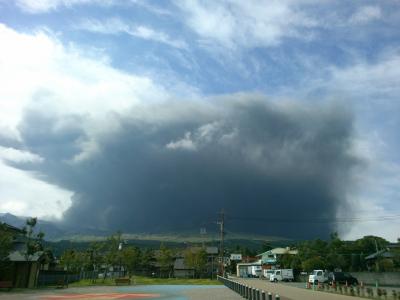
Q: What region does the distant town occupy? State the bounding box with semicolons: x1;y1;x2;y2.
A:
1;217;399;298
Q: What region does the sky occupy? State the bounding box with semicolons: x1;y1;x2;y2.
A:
0;0;399;241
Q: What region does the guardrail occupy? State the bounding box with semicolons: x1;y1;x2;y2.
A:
217;275;280;300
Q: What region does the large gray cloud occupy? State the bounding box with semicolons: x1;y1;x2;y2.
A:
14;97;358;239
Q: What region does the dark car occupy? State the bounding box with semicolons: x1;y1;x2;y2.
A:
328;272;358;285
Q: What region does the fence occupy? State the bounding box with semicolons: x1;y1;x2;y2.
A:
37;271;81;286
217;275;280;300
37;270;124;286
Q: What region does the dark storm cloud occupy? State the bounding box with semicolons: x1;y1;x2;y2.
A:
15;97;358;239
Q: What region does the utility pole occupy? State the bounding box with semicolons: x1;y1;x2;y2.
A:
217;209;225;277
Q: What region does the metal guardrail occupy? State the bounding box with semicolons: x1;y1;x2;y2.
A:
217;275;280;300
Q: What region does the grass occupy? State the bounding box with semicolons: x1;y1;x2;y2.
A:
134;276;221;285
68;276;221;287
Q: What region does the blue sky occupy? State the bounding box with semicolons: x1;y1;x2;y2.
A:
0;0;399;240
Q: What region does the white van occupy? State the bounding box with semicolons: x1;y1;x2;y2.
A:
263;269;275;280
308;270;328;284
270;269;294;282
250;265;262;277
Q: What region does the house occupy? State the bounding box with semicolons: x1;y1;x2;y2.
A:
365;244;399;271
173;258;195;278
236;261;262;277
173;246;219;278
0;222;54;288
257;247;298;267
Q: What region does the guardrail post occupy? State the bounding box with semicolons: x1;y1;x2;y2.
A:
261;290;266;300
256;289;260;300
267;292;272;300
275;294;280;300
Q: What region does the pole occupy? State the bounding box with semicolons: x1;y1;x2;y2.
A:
217;209;225;276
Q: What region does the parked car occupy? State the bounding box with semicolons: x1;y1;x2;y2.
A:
263;269;275;280
270;269;294;282
249;265;262;278
328;272;358;285
308;269;328;284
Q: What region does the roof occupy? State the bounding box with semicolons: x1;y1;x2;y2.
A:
1;222;24;234
174;258;193;270
206;247;218;254
365;248;396;260
237;262;261;267
8;251;46;262
257;247;298;257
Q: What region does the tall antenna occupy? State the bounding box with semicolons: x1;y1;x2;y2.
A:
217;209;225;276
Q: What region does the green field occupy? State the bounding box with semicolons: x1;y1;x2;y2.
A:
69;276;222;287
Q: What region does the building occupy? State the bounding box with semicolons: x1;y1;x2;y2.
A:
173;246;219;278
173;258;195;278
0;222;54;288
257;247;298;267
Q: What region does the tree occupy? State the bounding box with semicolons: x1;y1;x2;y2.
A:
23;217;45;287
121;246;141;276
184;248;208;278
157;243;173;278
302;257;325;272
87;242;104;283
103;232;122;281
141;249;156;275
0;224;13;279
23;217;45;259
0;224;12;261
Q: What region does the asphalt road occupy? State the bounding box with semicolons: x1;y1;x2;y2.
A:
235;278;366;300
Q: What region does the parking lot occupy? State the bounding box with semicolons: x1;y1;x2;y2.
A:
0;285;243;300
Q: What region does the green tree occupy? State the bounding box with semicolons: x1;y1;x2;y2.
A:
103;232;122;281
23;217;45;259
157;243;173;278
301;257;325;272
0;224;12;261
87;242;104;283
0;224;13;279
184;248;208;278
379;259;394;271
140;249;155;273
121;246;141;276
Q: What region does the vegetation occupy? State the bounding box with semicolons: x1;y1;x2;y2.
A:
68;276;221;287
279;233;399;272
157;243;174;278
184;247;208;278
0;223;13;278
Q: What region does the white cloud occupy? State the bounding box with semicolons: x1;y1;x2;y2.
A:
175;0;317;49
0;23;174;218
328;53;400;100
0;23;169;146
166;132;197;151
0;161;72;219
350;5;382;24
0;146;43;164
76;18;187;49
15;0;113;13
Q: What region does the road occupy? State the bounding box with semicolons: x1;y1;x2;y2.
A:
235;278;366;300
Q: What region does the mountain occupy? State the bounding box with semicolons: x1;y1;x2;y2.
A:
0;213;290;249
0;213;109;240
